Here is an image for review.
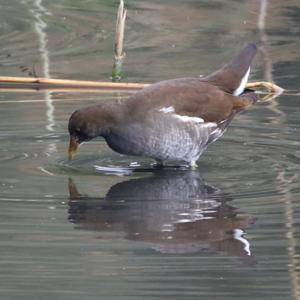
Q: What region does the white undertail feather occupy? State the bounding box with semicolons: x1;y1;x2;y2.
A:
233;67;250;96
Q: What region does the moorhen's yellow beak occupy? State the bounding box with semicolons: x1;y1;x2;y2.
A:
68;136;79;160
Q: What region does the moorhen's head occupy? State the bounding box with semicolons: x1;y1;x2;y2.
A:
68;106;110;160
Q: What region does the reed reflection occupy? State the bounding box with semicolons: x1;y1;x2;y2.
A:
68;170;254;257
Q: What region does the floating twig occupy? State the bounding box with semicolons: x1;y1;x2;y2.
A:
246;81;283;93
0;76;149;90
0;76;285;102
246;81;284;102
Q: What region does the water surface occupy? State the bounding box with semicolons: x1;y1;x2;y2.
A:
0;0;300;299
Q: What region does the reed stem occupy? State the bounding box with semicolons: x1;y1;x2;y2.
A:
111;0;127;82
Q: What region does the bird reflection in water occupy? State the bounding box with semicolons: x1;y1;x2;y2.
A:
68;170;254;257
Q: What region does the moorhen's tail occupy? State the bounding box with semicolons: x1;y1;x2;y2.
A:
204;43;257;96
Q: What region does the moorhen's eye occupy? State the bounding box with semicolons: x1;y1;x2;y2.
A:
73;128;82;136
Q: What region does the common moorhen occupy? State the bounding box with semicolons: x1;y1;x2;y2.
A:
68;43;257;167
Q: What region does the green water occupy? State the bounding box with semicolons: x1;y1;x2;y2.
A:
0;0;300;299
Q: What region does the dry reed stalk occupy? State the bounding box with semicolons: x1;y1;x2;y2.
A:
111;0;127;82
0;76;283;98
0;76;149;90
